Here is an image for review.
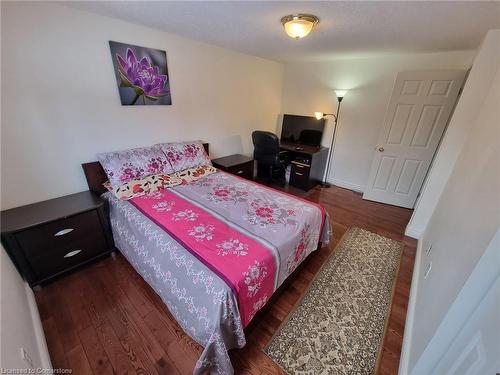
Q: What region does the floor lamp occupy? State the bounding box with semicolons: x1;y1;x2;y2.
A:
315;89;347;188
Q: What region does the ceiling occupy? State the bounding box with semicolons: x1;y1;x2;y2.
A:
63;1;500;62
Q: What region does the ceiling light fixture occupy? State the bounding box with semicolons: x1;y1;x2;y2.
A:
281;14;319;39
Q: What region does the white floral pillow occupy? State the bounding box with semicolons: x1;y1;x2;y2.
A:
158;141;211;172
103;164;217;200
97;145;174;188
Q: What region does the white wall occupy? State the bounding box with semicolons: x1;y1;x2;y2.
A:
399;30;500;374
421;230;500;375
0;2;283;210
405;30;500;238
280;51;474;192
0;247;51;370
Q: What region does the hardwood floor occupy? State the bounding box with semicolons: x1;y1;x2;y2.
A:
35;185;416;374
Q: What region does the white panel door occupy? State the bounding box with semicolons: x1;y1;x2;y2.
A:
363;70;466;208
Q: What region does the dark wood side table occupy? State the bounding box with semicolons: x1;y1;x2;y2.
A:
212;154;254;180
1;191;115;288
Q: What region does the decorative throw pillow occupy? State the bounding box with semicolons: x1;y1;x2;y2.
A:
157;141;211;172
104;164;217;200
97;145;174;188
104;174;162;200
175;164;217;184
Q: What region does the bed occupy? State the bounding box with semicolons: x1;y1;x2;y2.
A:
82;145;331;375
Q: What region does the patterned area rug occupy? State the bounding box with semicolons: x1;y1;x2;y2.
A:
265;227;403;375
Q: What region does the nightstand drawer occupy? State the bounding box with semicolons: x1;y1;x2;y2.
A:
227;161;254;180
25;239;107;280
14;210;108;279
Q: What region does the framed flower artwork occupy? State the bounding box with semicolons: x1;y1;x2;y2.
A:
109;41;172;105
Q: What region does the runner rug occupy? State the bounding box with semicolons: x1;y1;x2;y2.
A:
265;227;403;374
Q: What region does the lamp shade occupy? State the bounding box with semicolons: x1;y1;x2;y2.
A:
281;14;319;39
335;89;348;99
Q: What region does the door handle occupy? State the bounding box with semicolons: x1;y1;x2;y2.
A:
378;147;385;152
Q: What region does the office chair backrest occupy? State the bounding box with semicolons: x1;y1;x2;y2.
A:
252;130;280;165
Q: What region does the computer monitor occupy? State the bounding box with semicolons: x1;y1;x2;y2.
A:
280;114;325;147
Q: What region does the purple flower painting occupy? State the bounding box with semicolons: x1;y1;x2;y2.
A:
109;41;172;105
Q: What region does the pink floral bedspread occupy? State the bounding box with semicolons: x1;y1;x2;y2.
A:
172;171;329;288
110;170;330;374
130;188;276;326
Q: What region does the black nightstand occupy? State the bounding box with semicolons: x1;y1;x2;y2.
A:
212;154;254;180
1;191;115;288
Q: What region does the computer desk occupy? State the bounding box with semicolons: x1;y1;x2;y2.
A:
279;142;329;191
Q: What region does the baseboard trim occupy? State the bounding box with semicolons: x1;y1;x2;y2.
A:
25;283;52;369
398;238;423;375
405;226;424;239
327;178;365;193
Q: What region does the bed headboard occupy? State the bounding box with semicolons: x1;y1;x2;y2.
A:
82;143;209;196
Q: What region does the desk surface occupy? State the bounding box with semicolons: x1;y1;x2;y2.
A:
280;142;327;155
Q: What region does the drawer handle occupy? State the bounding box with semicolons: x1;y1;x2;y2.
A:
295;172;303;176
54;228;74;237
64;250;82;258
237;170;244;174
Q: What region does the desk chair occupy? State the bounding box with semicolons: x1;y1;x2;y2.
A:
252;131;288;186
